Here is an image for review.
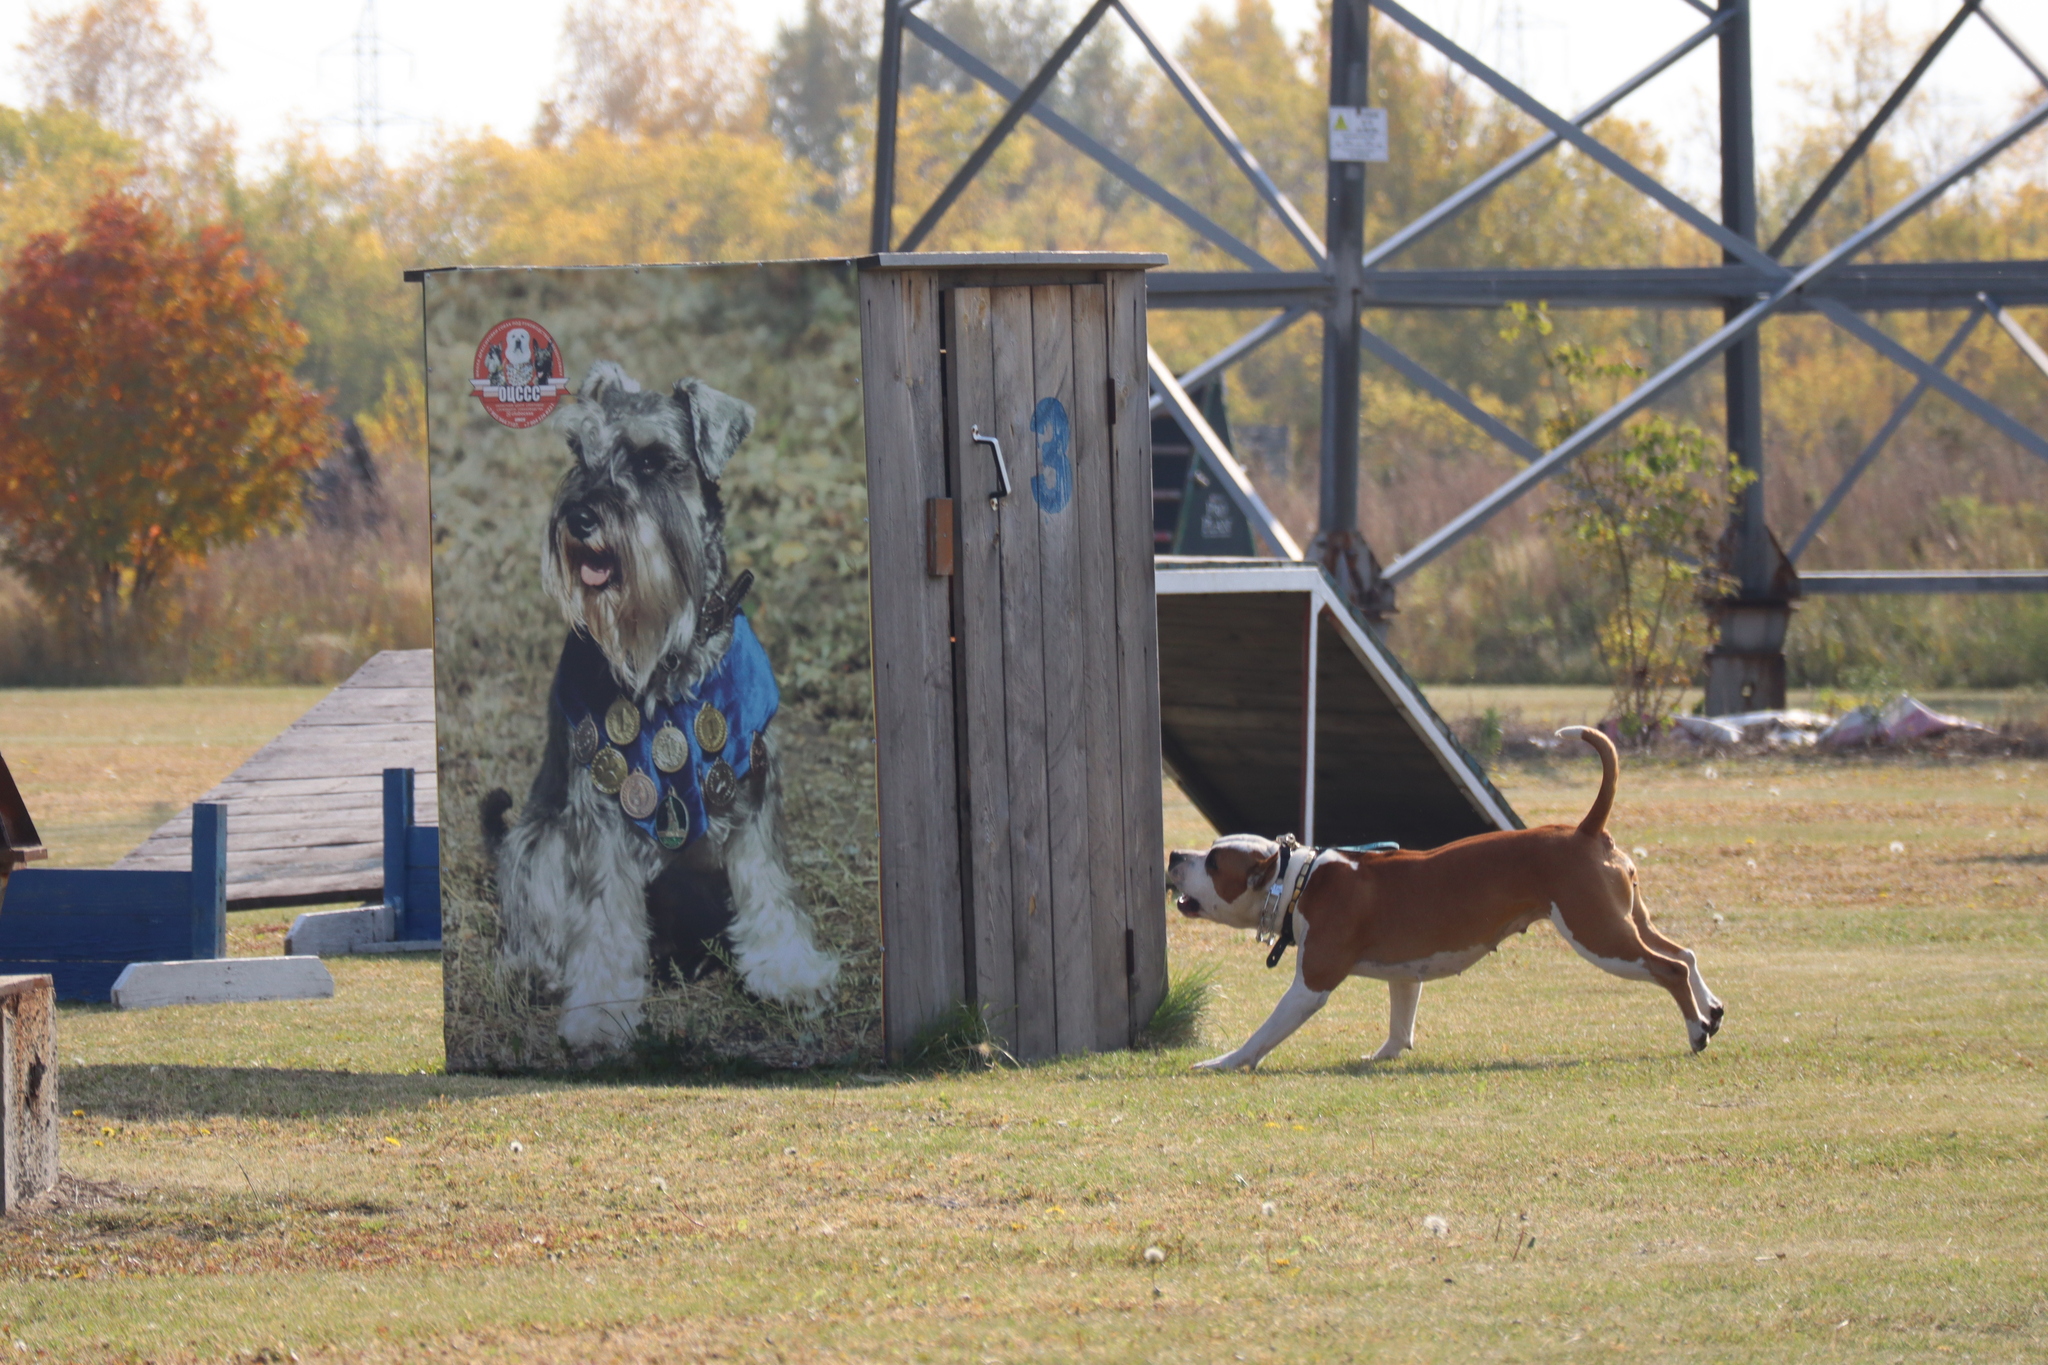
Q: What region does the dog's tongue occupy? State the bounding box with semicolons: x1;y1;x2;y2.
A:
579;563;612;588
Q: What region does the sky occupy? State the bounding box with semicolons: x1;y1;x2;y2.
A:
1;0;2043;206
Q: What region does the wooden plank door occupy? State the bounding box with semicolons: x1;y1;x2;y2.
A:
946;282;1142;1059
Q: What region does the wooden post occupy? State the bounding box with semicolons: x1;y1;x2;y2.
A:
188;803;226;960
0;974;58;1213
384;768;412;934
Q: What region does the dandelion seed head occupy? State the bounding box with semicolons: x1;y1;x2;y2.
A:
651;1176;668;1192
1423;1215;1449;1236
784;1146;797;1156
1260;1201;1277;1217
1631;847;1647;860
1711;912;1725;924
508;1140;523;1154
1144;1245;1166;1264
1889;840;1905;854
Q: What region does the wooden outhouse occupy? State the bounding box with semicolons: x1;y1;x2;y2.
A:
859;253;1168;1063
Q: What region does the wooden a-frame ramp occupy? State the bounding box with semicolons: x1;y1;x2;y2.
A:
115;650;435;907
1156;559;1520;849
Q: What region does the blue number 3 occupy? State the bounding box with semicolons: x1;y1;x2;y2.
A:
1030;397;1072;514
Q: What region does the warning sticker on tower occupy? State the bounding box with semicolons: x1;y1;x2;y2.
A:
1329;106;1388;163
471;318;569;429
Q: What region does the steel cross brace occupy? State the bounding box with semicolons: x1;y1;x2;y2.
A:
896;0;1116;252
895;11;1280;270
1368;0;1780;273
1362;7;1734;270
1111;1;1326;267
1381;90;2048;586
1787;307;1985;562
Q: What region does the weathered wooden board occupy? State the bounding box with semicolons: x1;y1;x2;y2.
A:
1108;270;1167;1042
0;975;58;1213
1031;284;1095;1058
1069;283;1130;1051
1155;562;1519;851
862;268;968;1060
946;287;1018;1046
993;285;1057;1063
115;650;436;905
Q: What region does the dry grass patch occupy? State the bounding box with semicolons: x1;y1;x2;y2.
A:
0;690;2042;1361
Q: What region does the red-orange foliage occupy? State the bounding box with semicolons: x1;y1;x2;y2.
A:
0;191;329;666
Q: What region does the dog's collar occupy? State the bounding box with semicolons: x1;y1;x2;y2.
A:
1256;839;1402;969
693;569;755;646
1257;837;1320;969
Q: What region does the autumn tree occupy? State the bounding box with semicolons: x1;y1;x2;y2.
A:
17;0;223;193
0;191;330;673
534;0;754;145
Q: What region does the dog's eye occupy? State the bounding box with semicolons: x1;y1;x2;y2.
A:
629;445;667;479
566;434;584;459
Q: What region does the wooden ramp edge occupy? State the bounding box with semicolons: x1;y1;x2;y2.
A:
1155;558;1519;850
114;650;436;907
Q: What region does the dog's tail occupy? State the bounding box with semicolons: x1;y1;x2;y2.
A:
1555;726;1618;837
481;788;515;853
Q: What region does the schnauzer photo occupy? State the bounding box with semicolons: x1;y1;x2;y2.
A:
421;263;880;1071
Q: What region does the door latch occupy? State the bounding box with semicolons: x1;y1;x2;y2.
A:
970;426;1011;509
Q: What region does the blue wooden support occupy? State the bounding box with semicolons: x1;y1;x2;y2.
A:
0;803;229;1000
383;768;440;942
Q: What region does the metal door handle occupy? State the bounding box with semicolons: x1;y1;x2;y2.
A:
971;426;1011;508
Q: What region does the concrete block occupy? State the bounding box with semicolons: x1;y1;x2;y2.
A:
284;905;394;957
0;974;58;1213
110;957;335;1011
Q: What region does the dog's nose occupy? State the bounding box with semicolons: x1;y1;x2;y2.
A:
566;504;599;540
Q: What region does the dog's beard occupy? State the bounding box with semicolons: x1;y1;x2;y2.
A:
544;504;705;699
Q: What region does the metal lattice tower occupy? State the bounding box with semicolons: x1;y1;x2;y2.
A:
868;0;2048;713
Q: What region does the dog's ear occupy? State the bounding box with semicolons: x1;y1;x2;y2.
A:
672;379;755;482
1246;849;1282;892
581;360;641;400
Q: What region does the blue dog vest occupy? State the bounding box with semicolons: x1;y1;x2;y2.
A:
555;615;779;850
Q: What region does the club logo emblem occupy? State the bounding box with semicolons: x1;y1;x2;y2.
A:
472;318;569;429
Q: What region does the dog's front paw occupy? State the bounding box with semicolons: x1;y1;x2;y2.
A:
735;934;841;1013
1191;1053;1252;1073
1364;1042;1409;1063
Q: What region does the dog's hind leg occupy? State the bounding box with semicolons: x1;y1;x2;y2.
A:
1550;901;1710;1053
1365;979;1421;1061
1630;887;1724;1033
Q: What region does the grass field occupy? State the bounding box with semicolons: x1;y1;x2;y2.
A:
0;688;2044;1362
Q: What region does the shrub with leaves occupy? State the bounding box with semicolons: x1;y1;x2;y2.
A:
1505;304;1752;740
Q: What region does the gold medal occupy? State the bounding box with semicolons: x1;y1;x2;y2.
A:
702;758;739;815
749;730;769;773
656;790;689;849
570;715;600;767
619;769;659;820
604;697;641;746
694;703;729;756
589;746;629;795
651;723;689;773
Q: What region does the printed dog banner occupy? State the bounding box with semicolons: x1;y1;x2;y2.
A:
421;264;877;1071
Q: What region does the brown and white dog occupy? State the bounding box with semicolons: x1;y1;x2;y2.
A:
1165;726;1724;1070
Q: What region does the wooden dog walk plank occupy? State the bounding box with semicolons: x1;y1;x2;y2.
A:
114;650;436;907
1155;561;1518;851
